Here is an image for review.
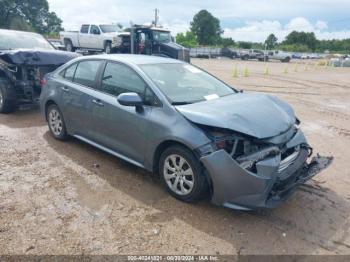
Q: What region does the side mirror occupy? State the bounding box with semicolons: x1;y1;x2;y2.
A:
117;92;143;109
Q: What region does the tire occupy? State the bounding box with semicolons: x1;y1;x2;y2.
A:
159;145;209;203
282;57;291;63
46;104;68;140
0;79;16;114
104;42;112;54
65;40;75;52
241;55;249;60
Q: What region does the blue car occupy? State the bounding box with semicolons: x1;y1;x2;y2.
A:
40;54;332;210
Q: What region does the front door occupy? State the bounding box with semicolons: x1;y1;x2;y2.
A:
90;62;153;165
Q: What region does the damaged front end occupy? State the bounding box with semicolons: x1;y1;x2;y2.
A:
197;124;333;210
0;49;79;106
0;58;56;104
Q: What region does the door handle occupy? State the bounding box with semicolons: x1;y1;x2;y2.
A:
92;99;104;106
61;86;69;92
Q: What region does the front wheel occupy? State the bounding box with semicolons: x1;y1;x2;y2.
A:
159;145;209;202
47;104;68;140
0;80;16;113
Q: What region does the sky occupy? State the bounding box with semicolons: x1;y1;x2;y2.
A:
47;0;350;42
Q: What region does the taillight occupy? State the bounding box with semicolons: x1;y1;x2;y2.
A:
40;79;47;87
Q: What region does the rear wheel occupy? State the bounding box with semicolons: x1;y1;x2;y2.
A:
282;57;291;63
241;55;249;60
47;104;68;140
65;40;75;52
0;79;16;114
159;145;209;202
104;42;112;54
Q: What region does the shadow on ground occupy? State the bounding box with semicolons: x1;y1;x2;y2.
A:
44;131;350;254
0;108;45;129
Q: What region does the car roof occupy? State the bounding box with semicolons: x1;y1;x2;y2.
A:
0;29;42;37
78;54;183;65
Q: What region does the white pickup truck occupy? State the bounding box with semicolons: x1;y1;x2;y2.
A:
266;50;292;62
60;24;123;53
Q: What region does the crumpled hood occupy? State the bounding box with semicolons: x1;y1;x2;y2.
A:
0;49;80;66
175;92;296;139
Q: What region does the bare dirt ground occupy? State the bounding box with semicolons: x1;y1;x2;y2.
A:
1;58;350;255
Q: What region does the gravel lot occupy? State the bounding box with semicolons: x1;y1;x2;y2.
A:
1;58;350;255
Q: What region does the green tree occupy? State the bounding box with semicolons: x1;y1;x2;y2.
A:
219;37;235;47
238;41;252;49
316;38;350;53
44;11;63;34
190;10;222;45
279;44;310;52
283;31;318;51
176;31;198;48
265;33;278;49
0;0;63;34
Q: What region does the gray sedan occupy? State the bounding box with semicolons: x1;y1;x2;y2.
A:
40;54;332;210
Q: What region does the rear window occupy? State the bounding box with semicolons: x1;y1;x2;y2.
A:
73;60;102;88
81;25;89;34
61;63;77;81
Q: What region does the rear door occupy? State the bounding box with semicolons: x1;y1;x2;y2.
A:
59;59;104;138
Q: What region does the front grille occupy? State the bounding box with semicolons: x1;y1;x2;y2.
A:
178;49;190;62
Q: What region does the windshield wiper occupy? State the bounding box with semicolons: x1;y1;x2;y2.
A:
171;99;205;105
171;101;193;105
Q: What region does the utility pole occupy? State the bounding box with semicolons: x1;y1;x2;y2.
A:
130;20;134;54
154;8;159;27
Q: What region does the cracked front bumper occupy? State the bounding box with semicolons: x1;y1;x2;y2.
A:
200;130;333;210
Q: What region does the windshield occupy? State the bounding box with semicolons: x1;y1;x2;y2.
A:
99;25;119;33
152;30;171;43
0;30;54;50
140;63;236;104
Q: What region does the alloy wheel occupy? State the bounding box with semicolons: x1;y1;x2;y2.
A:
163;154;194;196
49;109;63;136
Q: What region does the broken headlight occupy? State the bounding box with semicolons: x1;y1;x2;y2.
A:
197;126;281;172
197;128;237;156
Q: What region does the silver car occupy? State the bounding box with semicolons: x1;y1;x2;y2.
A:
40;54;332;210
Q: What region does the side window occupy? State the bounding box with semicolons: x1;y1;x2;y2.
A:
74;60;102;88
81;25;89;34
62;63;77;81
101;62;147;97
90;25;100;35
144;87;161;107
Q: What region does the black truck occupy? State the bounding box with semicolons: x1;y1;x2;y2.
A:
120;25;190;63
0;29;79;113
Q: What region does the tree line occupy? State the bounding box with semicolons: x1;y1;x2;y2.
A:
0;0;63;36
0;2;348;53
176;9;350;54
